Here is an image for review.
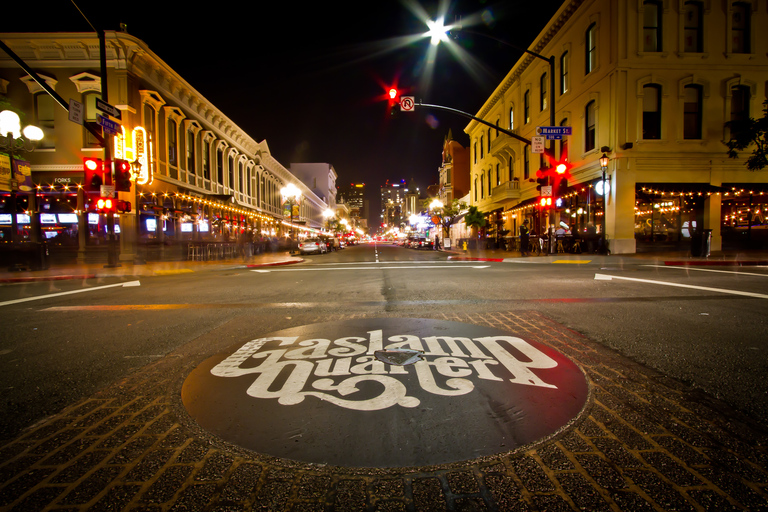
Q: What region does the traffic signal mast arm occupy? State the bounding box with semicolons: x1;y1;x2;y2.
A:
414;101;557;161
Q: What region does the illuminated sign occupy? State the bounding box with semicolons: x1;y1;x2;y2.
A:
114;126;152;185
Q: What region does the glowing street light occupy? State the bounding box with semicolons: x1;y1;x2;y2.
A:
280;183;302;241
426;18;450;45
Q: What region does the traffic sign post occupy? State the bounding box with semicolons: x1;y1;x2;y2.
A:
400;96;415;112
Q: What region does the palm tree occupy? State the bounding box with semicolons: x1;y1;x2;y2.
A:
464;206;486;239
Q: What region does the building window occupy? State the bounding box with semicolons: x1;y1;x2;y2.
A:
730;85;750;122
683;85;702;139
216;147;224;185
473;141;478;164
487;128;491;153
487;169;492;194
523;151;530;180
642;84;662;139
228;155;235;188
496;164;500;186
480;175;485;199
480;135;484;159
509;107;514;131
84;92;102;148
186;131;196;177
643;1;663;52
167;119;178;167
683;1;703;52
474;177;478;202
732;2;751;53
540;73;548;111
508;157;514;181
586;23;597;74
202;140;210;180
34;93;55;149
585;100;596;151
560;51;569;94
559;117;569;161
524;90;531;124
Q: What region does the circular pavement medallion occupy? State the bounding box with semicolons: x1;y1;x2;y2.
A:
181;318;589;468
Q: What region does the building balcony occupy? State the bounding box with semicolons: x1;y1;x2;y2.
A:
490;132;520;160
477;180;521;212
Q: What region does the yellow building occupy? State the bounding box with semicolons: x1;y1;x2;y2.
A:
466;0;768;254
0;30;328;264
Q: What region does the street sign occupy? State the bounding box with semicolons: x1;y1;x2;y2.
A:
97;115;120;135
531;136;546;154
400;96;415;112
536;126;572;139
68;99;84;125
95;98;122;120
100;184;115;198
540;186;553;196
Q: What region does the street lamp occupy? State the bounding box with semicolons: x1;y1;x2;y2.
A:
0;110;43;247
599;153;610;254
280;183;302;243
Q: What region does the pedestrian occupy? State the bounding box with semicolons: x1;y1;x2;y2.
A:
519;220;530;256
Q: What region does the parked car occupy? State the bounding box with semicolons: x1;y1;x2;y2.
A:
298;238;327;254
413;237;434;250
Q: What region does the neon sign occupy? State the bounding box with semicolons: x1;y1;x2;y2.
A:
114;126;153;185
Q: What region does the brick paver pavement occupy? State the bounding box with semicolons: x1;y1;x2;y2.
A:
1;311;767;511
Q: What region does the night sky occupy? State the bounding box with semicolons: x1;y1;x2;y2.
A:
5;0;565;229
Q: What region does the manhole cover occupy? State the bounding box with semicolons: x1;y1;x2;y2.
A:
182;318;589;467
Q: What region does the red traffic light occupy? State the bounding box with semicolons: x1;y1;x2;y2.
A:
83;157;103;192
116;199;131;213
388;88;398;100
114;159;132;192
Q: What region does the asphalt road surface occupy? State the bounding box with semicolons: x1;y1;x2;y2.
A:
1;242;766;441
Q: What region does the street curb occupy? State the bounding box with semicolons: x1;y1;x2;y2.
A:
244;258;304;268
447;256;504;262
664;260;768;266
0;274;98;283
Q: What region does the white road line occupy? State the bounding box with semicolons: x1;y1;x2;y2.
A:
253;265;490;273
594;273;768;299
643;264;768;277
0;280;141;307
312;261;479;266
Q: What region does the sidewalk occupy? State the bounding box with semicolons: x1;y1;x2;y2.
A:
0;251;304;283
445;246;768;266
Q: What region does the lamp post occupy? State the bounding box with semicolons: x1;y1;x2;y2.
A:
280;183;302;245
131;158;145;264
0;110;43;247
599;153;610;254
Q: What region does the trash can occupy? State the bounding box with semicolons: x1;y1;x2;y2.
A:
690;229;712;257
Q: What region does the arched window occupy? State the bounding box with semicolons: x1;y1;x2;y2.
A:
509;107;514;131
642;84;662;139
730;85;750;122
540;72;548;111
683;85;702;139
559;118;569;161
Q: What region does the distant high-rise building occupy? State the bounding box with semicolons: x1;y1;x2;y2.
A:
338;183;367;227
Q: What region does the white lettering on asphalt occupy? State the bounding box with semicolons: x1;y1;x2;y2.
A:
0;280;141;307
209;330;559;411
594;273;768;299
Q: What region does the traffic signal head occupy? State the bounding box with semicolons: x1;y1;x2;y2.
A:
389;88;398;100
539;196;553;208
83;157;103;192
114;159;132;192
116;199;132;213
556;163;568;174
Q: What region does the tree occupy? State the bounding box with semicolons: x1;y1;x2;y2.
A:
424;198;468;238
464;206;487;239
725;100;768;171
